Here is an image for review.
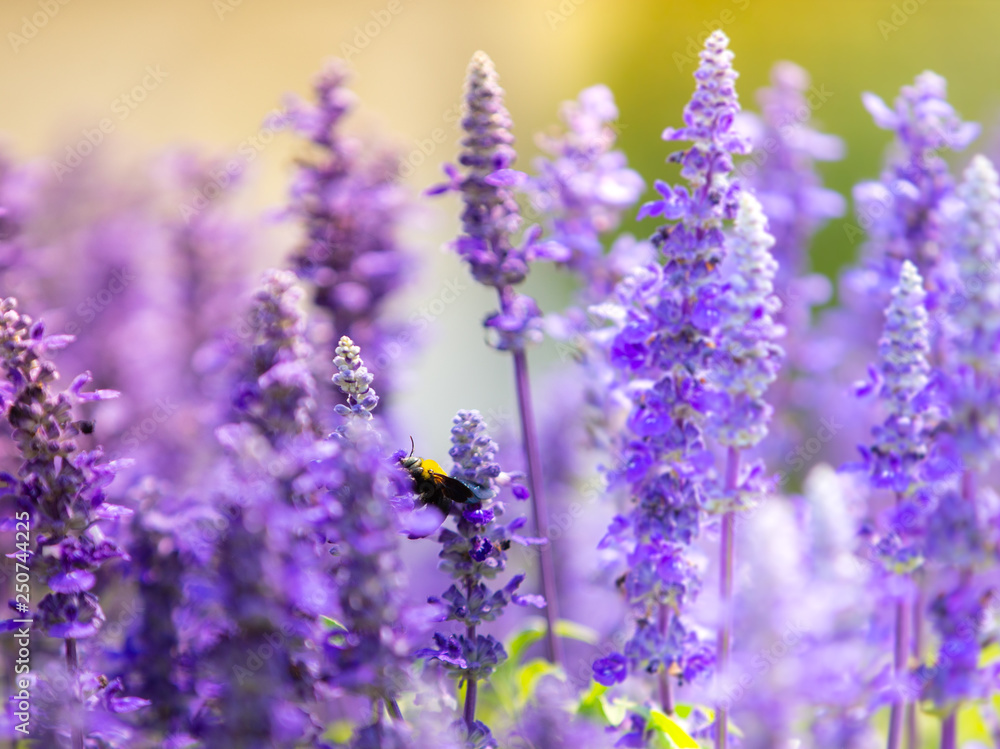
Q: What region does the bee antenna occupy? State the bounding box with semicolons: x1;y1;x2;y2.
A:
408;436;415;459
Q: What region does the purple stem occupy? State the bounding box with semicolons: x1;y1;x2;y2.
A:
941;712;958;749
887;485;914;749
505;292;562;666
66;638;83;749
906;573;924;749
463;669;478;734
658;604;675;715
715;447;739;749
463;578;478;733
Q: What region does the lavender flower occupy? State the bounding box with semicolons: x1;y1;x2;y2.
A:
527;84;645;300
705;191;784;748
232;269;319;440
736;62;845;474
429;50;565;350
591;29;750;711
844;72;979;333
415;410;544;747
188;273;338;746
333;334;379;424
709;191;785;450
923;155;1000;747
429;50;564;664
739;62;845;284
326;338;417;747
282;60;412;388
853;260;934;496
848;260;935;749
940;155;1000;465
0;298;146;746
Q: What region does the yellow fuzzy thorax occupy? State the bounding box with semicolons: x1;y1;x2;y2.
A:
418;458;446;479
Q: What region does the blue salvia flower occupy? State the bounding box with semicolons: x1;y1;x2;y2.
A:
192;271;340;747
428;51;565;351
845;72;979;329
940;155;1000;465
708;191;785;451
920;156;1000;742
326;338;417;748
705;190;785;749
527;84;645;301
415;410;543;748
737;62;845;473
848;260;935;749
0;298;147;746
739;61;845;286
233;269;319;440
429;51;564;665
281;61;413;381
592;28;749;700
854;260;934;497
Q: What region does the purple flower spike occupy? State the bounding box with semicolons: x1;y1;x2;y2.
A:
739;60;845;285
940;155;1000;466
281;59;413;395
709;191;786;449
527;83;645;298
651;29;750;228
0;296;142;745
862;260;935;494
592;29;750;706
453;51;525;290
415;410;540;739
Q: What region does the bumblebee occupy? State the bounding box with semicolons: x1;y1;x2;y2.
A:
400;439;493;516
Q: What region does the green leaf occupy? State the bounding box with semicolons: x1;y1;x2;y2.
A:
648;710;701;748
576;681;609;722
600;693;632;727
978;642;1000;667
505;624;546;666
574;681;633;727
321;615;347;632
323;720;355;743
554;619;600;645
957;701;990;742
517;658;563;704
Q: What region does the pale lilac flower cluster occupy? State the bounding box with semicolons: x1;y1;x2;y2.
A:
527;84;645;300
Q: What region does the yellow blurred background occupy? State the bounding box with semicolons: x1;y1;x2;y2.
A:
2;0;1000;459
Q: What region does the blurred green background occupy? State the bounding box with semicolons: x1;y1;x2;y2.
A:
2;0;999;459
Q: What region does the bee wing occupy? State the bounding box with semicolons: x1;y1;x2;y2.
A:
436;474;477;504
456;478;495;502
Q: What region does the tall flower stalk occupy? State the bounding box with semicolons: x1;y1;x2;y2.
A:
707;192;784;747
849;261;934;749
589;30;751;727
841;71;979;356
526;83;646;303
929;154;1000;746
415;410;545;747
738;61;845;473
0;298;147;747
429;51;567;664
282;61;413;401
